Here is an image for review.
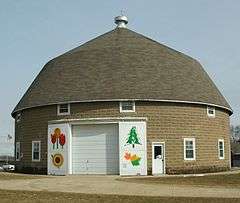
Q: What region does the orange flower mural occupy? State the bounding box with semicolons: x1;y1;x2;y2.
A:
51;128;66;149
124;152;141;166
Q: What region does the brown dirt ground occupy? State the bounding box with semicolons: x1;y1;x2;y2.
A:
119;172;240;188
0;172;240;201
0;189;239;203
0;172;45;180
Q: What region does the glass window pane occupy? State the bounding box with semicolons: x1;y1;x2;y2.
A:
59;104;69;113
186;145;193;150
33;152;39;160
186;150;194;158
35;143;39;151
154;146;162;159
208;109;214;114
60;108;68;113
220;150;224;158
16;152;19;159
122;102;134;111
32;142;40;160
16;143;20;160
60;104;68;109
219;142;223;149
186;141;193;150
207;107;215;116
33;143;39;151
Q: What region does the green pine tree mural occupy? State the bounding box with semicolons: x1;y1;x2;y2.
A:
125;127;141;148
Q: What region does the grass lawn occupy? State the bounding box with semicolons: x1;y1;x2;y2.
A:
119;172;240;188
0;172;45;180
0;189;239;203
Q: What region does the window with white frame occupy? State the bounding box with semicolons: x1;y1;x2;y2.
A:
16;113;21;122
184;138;196;160
57;103;70;115
120;101;135;112
16;142;20;161
207;106;215;117
32;141;41;161
218;139;224;159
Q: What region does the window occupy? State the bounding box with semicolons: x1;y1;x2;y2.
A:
32;141;41;161
207;106;215;118
57;103;70;115
218;139;224;159
16;113;21;122
120;101;135;112
184;138;196;160
16;142;20;161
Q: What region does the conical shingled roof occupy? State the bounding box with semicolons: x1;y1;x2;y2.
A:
12;27;232;116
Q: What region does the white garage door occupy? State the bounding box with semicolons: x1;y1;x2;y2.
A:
72;124;119;174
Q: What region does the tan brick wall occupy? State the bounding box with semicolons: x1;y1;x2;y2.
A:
15;101;231;174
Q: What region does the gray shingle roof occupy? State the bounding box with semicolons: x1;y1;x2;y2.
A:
12;28;232;116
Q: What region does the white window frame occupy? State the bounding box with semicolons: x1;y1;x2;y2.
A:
16;142;20;161
183;138;196;161
57;103;70;115
16;113;21;122
218;139;225;160
207;106;215;118
32;141;41;162
120;101;135;113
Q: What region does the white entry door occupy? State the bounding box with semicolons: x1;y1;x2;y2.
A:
152;143;164;175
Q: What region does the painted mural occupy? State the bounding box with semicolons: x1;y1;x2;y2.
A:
48;122;145;175
52;153;64;168
124;152;141;166
50;128;65;169
51;128;66;149
48;124;69;175
125;127;141;148
119;122;147;175
124;127;142;167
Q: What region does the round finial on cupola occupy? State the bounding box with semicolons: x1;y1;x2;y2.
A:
114;15;128;28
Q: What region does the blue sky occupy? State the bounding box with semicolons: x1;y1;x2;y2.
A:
0;0;239;155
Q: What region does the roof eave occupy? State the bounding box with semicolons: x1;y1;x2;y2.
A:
11;98;233;118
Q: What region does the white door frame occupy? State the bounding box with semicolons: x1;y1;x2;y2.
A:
152;142;165;175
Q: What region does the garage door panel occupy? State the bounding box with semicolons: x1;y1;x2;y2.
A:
72;124;119;174
72;136;106;142
72;154;119;159
73;159;119;163
73;151;119;156
73;164;119;171
72;168;119;175
72;137;118;143
72;145;118;153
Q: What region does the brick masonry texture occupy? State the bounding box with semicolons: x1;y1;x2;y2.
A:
15;101;231;174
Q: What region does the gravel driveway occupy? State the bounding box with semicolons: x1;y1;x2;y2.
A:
0;175;240;198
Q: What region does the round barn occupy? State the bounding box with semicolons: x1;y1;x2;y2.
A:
12;16;232;175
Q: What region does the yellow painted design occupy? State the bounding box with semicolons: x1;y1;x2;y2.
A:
51;153;64;168
124;152;141;166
